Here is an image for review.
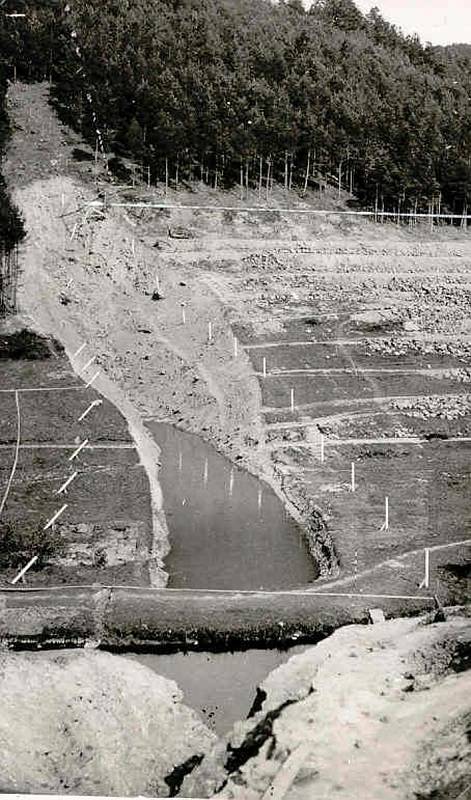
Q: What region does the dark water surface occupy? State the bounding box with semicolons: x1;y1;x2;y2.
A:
147;421;317;589
132;646;308;735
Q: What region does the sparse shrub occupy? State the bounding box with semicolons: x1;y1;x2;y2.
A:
71;147;94;163
0;329;63;360
0;520;65;569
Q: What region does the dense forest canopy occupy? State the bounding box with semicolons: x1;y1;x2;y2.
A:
0;9;27;252
2;0;471;217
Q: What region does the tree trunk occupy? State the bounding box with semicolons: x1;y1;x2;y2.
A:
165;158;169;195
284;151;288;191
240;163;244;200
338;161;342;199
266;159;271;202
175;156;179;190
258;155;263;200
288;156;293;191
302;149;311;196
245;159;249;198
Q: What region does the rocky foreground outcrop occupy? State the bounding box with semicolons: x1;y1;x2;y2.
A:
183;610;471;800
0;651;216;796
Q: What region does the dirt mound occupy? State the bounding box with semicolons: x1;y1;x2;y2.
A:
184;612;471;799
0;650;216;796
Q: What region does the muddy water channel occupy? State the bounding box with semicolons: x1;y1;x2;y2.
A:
147;422;316;589
132;646;307;735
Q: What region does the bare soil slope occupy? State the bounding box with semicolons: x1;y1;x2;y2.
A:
0;649;216;796
184;611;471;800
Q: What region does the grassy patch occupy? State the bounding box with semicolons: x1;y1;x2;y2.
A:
0;519;64;569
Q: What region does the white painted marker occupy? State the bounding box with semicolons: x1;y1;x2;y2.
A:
182;306;186;325
78;399;102;422
229;468;234;497
44;504;68;531
69;439;89;462
290;388;295;412
258;487;263;512
262;357;267;377
320;434;325;463
85;371;100;388
351;462;356;493
203;458;208;486
80;354;96;374
73;342;86;359
178;450;183;471
56;471;78;495
233;337;238;358
11;555;38;585
208;321;212;342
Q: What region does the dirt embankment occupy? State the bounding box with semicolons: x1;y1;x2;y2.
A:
183;610;471;800
0;649;216;796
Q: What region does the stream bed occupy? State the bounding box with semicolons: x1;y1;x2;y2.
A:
147;421;317;589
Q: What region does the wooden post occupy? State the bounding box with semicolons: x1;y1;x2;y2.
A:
380;497;389;531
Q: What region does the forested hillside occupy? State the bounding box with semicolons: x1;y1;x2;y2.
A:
3;0;471;216
0;12;26;253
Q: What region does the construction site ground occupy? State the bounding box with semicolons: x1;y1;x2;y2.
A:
1;80;470;616
0;324;162;587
